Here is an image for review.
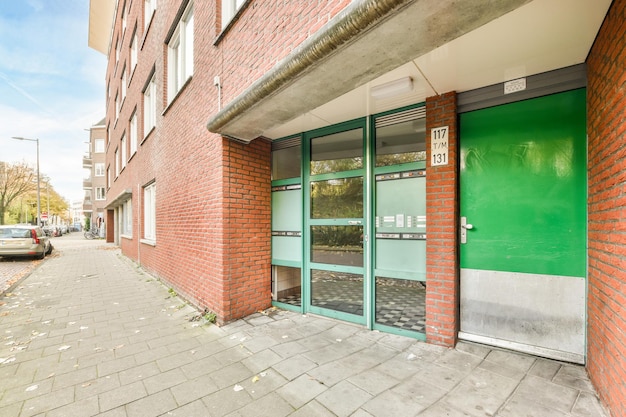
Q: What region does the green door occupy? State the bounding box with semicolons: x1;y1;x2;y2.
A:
304;121;367;323
459;89;587;363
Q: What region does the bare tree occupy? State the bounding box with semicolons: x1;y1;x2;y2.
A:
0;161;37;225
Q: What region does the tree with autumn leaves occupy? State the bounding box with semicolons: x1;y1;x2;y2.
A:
0;161;68;225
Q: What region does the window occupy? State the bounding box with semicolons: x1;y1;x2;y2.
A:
221;0;246;30
95;163;105;176
107;167;111;188
121;134;127;169
143;74;156;136
167;2;193;102
121;199;133;236
121;3;127;34
115;38;119;64
145;0;157;30
96;187;106;200
130;112;138;156
95;139;105;153
115;148;119;177
130;31;138;74
143;182;156;241
115;93;120;121
121;67;127;101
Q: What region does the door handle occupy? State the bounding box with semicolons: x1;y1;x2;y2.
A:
460;217;473;244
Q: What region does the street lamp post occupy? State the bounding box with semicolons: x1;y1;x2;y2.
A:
10;137;41;227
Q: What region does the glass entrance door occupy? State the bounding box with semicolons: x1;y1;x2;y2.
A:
305;121;366;323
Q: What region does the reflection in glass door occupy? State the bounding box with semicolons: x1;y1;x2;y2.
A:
305;122;366;321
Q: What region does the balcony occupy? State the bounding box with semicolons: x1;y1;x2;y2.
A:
83;155;92;168
83;178;92;189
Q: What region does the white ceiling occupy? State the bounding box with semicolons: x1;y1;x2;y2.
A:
263;0;611;140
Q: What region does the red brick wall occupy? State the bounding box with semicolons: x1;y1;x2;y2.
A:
102;1;348;324
425;92;459;346
586;0;626;415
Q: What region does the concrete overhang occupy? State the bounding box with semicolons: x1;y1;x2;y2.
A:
105;189;132;209
88;0;116;55
206;0;611;142
206;0;533;142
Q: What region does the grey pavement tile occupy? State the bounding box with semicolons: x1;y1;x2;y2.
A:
125;389;178;417
155;349;197;373
51;364;97;389
0;377;54;408
406;362;467;392
159;399;211;417
528;358;561;380
46;397;100;417
0;401;24;417
119;362;162;386
306;359;359;387
237;369;288;400
288;400;335;417
276;373;328;408
316;380;373;417
417;402;475;417
212;345;253;366
272;354;317;381
241;348;283;373
272;339;309;358
143;367;189;395
443;367;520;417
98;380;148;412
362;388;425;417
241;334;281;353
484;349;537;372
434;348;484;374
20;385;74;417
210;362;254;390
351;410;375;417
202;385;254;416
455;341;492;359
497;396;570;417
75;374;121;400
133;346;172;366
170;373;220;406
97;354;138;378
302;340;364;366
373;353;431;381
572;391;609;417
227;392;295;417
553;364;596;392
76;348;117;368
512;375;580;414
390;374;447;409
348;368;400;396
180;354;225;380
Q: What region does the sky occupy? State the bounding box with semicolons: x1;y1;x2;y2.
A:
0;0;107;203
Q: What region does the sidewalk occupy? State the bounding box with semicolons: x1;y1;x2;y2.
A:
0;234;608;416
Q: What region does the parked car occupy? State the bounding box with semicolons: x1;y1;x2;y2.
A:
0;225;53;260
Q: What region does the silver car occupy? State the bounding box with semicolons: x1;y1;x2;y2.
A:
0;225;53;260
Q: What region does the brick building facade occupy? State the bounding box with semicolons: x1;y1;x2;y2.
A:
89;0;625;415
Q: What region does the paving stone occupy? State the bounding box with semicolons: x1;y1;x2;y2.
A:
347;368;400;396
276;373;328;408
170;373;220;405
529;358;562;380
125;389;178;417
571;391;609;417
142;367;188;395
362;388;425;417
229;392;295;417
316;380;373;417
98;380;147;412
288;400;335;417
512;375;580;414
21;385;74;417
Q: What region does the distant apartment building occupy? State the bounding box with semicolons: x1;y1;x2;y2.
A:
88;1;626;414
82;118;107;230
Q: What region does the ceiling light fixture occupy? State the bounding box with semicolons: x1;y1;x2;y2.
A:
370;76;413;99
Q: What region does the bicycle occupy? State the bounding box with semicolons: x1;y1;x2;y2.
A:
84;228;99;239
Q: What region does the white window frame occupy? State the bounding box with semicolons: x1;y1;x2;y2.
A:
121;66;127;101
115;92;120;121
221;0;246;30
143;182;156;242
115;148;119;177
121;198;133;237
145;0;157;30
95;139;105;153
95;163;105;177
96;187;106;200
130;31;138;74
167;2;194;102
130;112;138;156
143;74;156;137
121;134;127;169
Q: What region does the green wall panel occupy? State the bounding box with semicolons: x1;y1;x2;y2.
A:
272;236;302;263
460;89;587;278
272;189;302;232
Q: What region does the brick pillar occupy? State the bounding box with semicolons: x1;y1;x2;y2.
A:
425;92;459;347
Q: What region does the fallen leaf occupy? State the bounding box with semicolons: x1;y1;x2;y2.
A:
233;384;244;392
252;376;260;383
25;385;38;392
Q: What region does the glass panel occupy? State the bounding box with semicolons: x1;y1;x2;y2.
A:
376;118;426;167
272;145;301;180
375;277;425;333
311;226;363;267
311;270;363;315
311;177;363;219
311;128;363;175
273;266;301;306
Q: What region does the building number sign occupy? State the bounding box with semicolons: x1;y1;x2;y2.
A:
431;126;449;166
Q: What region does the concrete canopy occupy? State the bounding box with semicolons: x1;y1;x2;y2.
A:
205;0;533;142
